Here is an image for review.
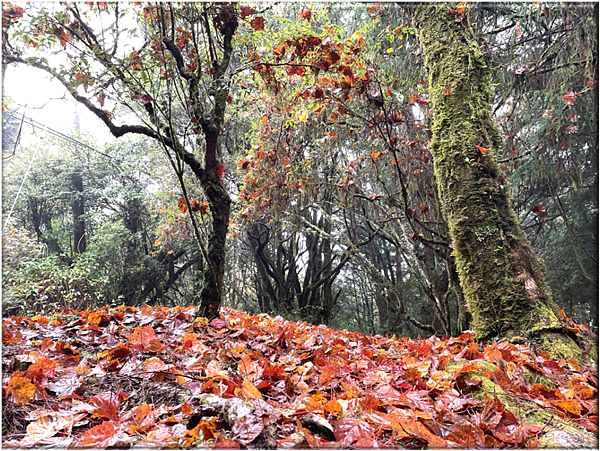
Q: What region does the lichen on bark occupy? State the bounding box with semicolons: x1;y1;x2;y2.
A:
411;4;579;356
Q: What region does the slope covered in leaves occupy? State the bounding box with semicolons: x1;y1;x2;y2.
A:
2;306;598;449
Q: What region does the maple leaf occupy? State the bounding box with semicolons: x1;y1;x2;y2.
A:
8;375;36;404
562;90;576;105
128;325;160;350
217;163;225;179
476;144;490;155
300;9;312;20
131;51;142;70
21;412;85;447
240;5;255;18
132;94;152;104
177;197;188;213
250;16;265;31
54;27;70;46
78;421;119;448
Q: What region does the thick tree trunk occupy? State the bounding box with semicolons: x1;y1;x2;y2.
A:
412;4;580;359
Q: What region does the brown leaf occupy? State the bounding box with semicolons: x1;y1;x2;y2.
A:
250;16;265;31
132;94;152;104
231;414;264;445
21;412;85;447
240;5;255;18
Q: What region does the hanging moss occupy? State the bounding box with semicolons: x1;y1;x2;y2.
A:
411;4;580;357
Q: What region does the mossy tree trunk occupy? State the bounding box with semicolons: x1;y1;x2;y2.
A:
412;4;580;357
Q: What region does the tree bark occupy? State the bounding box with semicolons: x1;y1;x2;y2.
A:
71;171;86;254
412;4;580;358
198;153;231;319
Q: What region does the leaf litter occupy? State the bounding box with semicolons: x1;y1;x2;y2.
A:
2;305;597;448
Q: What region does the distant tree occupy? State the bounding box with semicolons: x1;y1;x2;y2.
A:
3;2;240;318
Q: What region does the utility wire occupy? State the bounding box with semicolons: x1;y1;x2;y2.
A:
19;115;113;159
2;110;118;234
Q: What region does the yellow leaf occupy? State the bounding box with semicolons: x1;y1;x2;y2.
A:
300;112;308;122
237;380;263;399
551;399;581;416
8;376;36;404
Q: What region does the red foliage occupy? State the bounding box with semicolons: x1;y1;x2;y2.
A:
2;306;597;448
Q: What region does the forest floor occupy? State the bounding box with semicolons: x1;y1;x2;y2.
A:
2;305;598;449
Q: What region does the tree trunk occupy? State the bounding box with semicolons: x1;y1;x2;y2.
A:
412;4;580;359
71;171;86;254
198;131;231;319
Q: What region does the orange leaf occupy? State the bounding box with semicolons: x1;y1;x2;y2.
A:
237;380;263;399
396;418;447;448
370;151;380;159
456;2;466;14
91;392;121;420
128;325;159;350
26;357;56;379
551;399;582;416
250;16;265;31
55;27;70;46
328;111;339;123
79;421;117;448
261;114;269;124
562;90;576;105
8;376;36;404
476;144;490;155
178;197;188;213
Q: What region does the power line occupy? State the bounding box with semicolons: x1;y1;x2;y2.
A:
19;115;113;159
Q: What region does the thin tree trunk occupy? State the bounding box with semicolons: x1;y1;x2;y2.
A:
198;132;231;319
71;171;86;254
412;4;580;359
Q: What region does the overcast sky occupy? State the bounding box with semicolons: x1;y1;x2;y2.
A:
4;63;114;146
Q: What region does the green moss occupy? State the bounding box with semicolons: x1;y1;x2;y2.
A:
412;4;580;358
535;330;584;362
445;358;595;447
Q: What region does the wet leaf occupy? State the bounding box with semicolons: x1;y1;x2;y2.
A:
8;376;36;404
